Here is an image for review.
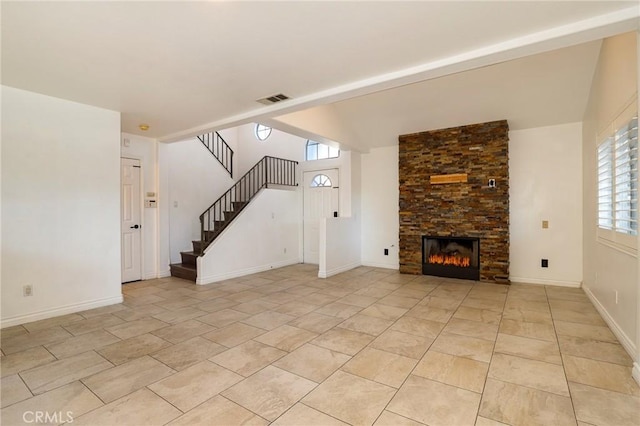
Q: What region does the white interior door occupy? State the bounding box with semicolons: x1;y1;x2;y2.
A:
121;158;142;283
303;169;340;264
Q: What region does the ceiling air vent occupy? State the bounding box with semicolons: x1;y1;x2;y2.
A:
256;93;290;105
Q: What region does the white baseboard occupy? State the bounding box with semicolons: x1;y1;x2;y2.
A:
583;286;637;361
0;295;124;328
143;271;159;280
196;258;299;285
633;362;640;387
361;261;400;270
509;276;582;288
157;269;171;278
319;261;361;279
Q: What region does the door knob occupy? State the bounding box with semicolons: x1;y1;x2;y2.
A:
130;224;140;229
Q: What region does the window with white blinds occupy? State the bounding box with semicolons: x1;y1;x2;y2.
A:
597;112;638;244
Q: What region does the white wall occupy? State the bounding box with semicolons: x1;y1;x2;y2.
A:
121;133;159;279
360;145;399;269
509;123;583;286
1;86;122;327
582;32;638;365
319;217;361;278
166;138;235;263
236;124;304;177
197;189;301;283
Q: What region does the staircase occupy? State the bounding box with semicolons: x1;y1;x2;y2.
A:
170;155;298;282
198;131;233;177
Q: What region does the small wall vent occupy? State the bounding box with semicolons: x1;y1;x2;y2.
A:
256;93;290;105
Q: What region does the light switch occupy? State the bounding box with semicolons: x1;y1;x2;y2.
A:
542;220;549;229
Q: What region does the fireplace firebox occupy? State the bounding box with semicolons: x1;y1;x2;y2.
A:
422;236;480;280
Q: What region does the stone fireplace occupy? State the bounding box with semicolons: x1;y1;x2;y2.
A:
399;120;509;282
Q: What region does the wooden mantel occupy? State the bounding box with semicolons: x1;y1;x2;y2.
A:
430;173;468;184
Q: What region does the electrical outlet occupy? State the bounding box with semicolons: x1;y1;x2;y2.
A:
541;259;549;268
542;220;549;229
283;248;287;254
384;248;389;256
23;285;33;297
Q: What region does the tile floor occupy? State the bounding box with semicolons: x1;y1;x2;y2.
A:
1;265;639;425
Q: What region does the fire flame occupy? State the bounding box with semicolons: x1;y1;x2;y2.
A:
428;254;471;268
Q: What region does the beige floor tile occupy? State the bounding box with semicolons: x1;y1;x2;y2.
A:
551;308;607;326
211;340;287;376
549;299;597;313
155;296;201;311
430;332;493;362
288;312;343;334
227;290;264;303
273;343;351;383
390;316;444;338
0;346;56;378
504;298;550;313
195;298;239;313
45;330;120;359
460;297;504;313
479;378;575;426
443;318;498;341
223;366;317;421
0;325;28;339
79;304;127;319
97;333;171;365
152;336;226;370
202;322;266;347
355;286;394;298
105;317;169;340
241;311;296;330
570;381;640;426
253;325;317;352
499;319;556;342
488;353;569;396
337;294;383;308
406;305;455;323
554;320;618;342
371;329;433;359
231;300;279;315
1;326;72;354
0;381;103;425
21;351;113;395
314;302;363;319
342;347;417;388
311;328;374;356
151;319;214;344
302;292;340;306
274;301;318;317
82;355;174;403
360;303;408;321
378;294;421;309
197;309;250;328
168;395;268;426
22;314;85;333
337;314;393;336
149;306;207;324
413;350;488;393
303;370;396;425
563;355;639;396
113;304;167;321
62;314;125;336
149;360;242;412
558;335;633;366
419;296;463;310
452;306;502;325
475;415;509;426
374;410;426;425
387;375;480;426
72;388;181;425
502;307;553;324
1;374;32;408
272;403;349;426
494;332;562;364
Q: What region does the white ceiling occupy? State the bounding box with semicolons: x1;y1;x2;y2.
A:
2;1;638;146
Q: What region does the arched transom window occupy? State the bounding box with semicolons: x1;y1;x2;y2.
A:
310;174;332;187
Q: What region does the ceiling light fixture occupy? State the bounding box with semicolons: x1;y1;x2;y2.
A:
139;124;150;131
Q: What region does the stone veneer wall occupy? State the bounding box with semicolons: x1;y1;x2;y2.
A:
398;120;509;282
